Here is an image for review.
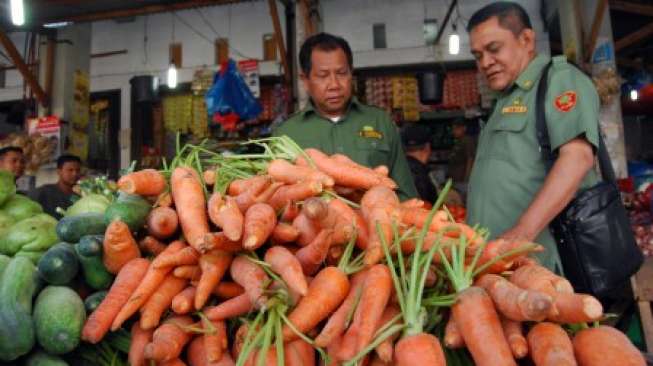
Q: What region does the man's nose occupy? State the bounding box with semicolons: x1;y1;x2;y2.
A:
326;73;340;89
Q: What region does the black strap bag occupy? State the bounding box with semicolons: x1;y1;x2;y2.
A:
535;62;643;298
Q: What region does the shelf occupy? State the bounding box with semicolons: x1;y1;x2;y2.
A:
420;110;466;120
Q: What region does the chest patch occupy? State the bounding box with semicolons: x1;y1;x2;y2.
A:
554;91;577;112
501;105;528;114
359;125;383;139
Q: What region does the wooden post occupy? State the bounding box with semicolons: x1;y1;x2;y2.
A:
609;0;653;16
0;30;48;106
267;0;290;83
585;0;609;62
615;22;653;52
44;37;56;114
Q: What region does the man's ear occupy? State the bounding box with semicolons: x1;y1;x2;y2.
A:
519;28;536;53
300;72;310;91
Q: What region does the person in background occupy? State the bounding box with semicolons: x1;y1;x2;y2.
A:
29;154;82;218
273;32;418;200
0;146;25;180
447;119;476;199
401;124;438;203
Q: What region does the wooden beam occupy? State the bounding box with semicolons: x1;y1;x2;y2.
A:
435;0;457;45
609;0;653;17
615;22;653;51
585;0;609;62
267;0;290;83
90;50;128;58
44;38;55;114
299;0;315;37
0;30;48;106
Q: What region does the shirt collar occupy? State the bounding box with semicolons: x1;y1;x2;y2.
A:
300;96;362;120
513;54;551;91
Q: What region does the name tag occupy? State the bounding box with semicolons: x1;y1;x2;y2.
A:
359;126;383;139
501;106;528;114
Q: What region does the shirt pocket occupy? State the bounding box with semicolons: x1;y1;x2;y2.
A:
486;114;530;162
354;137;391;168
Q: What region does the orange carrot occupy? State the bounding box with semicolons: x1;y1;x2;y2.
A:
292;212;321;246
188;335;236;366
172;286;197;315
573;326;645;366
118;169;167;196
129;322;153;366
111;241;186;331
156;191;174;208
475;274;553;322
318;199;356;246
268;180;323;211
400;198;426;210
475;239;543;274
203;169;216;186
147;206;179;239
264;246;309;296
373;305;402;363
195;250;233;310
510;264;574;295
501;317;528;359
270;222;300;243
139;236;168;256
202;232;243;253
301;197;329;221
103;219;141;274
373;165;389;176
212;281;244;299
173;265;201;281
204;293;254;321
159;358;188;366
305;148;396;190
444;316;464;349
267;158;334;187
140;274;188;329
153;245;200;269
82;258;150;343
527;322;576;366
282;266;350;342
279;201;300;222
230;256;270;309
360;186;400;266
171;166;210;252
242;203;277;250
203;319;228;362
144;315;194;362
208;193;244;242
235;175;271;212
546;292;603;324
227;177;251;196
295;229;334;275
394;333;446;366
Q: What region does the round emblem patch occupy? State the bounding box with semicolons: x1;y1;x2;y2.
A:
554;91;577;112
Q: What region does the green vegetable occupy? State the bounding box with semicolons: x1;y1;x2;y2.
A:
0;211;15;232
14;249;47;264
84;290;108;314
1;194;43;222
104;192;151;232
0;171;16;206
25;349;69;366
38;243;79;285
0;254;10;276
0;214;58;256
64;193;111;217
75;236;113;290
56;213;107;243
33;286;86;355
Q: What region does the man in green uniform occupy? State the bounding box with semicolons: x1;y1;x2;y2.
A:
466;2;599;271
273;33;417;200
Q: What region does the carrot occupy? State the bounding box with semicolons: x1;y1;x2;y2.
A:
301;197;328;221
144;315;194;362
204;293;254;321
153;245;200;269
510;264;574;295
128;322;153;366
118;169;167;196
444;315;464;349
321;199;356;246
172;286;197;315
373;165;389;176
174;265;201;281
232;323;249;360
242;203;277;250
400;208;448;232
82;258;150;343
501;317;528;359
264;245;309;296
188;335;236;366
292;212;321;246
230;256;269;309
268;180;323;211
111;241;186;331
202;319;228;362
401;198;425;210
103;219;141;274
394;333;446;366
290;339;315;366
195;250;233;310
546;292;603;324
156;191;174;208
227;177;251;196
279;201;300;222
202;232;243;253
305;148;396;190
527;322;576;366
140;274;188;329
475;274;553;322
147;206;179;240
159;358;187;366
295;229;334;275
573;325;645;366
282;266;350;341
139;236;168;256
203;169;216;186
267;158;334;187
212;281;244;299
360;186;400;266
235;175;272;212
451;286;516;366
475;239;543;274
270;222;300;243
373;305;402;363
208;193;244;242
171;166;210;252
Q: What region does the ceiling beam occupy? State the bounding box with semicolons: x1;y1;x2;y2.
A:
0;30;48;106
609;0;653;17
615;22;653;51
267;0;290;83
585;0;608;62
435;0;457;45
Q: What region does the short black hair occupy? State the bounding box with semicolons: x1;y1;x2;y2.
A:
299;32;353;75
57;154;81;169
0;146;23;160
467;2;532;36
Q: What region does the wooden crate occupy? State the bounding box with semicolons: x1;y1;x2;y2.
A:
632;257;653;353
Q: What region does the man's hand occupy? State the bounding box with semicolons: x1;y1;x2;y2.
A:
500;223;537;243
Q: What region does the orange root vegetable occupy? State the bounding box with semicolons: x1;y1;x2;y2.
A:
172;286;197;315
203;169;216;186
235;176;271;213
476;239;543;274
279;201;300;222
373;305;402;363
103;220;141;274
451;286;516;366
295;229;334;275
128;322;153;366
144;315;194;362
173;265;201;281
242;203;277;250
501;318;528;359
527;322;576;366
400;198;425;210
230;256;269;309
203;319;228;362
444;316;464;349
195;250;233;310
322;199;357;245
573;326;645;366
360;186;400;266
212;282;244;299
269;180;324;211
265;246;309;296
394;333;446;366
510;264;574;295
227;177;252;196
202;232;243;253
139;236;168;256
140;274;188;329
188;335;236;366
154;246;200;269
292;212;321;246
326;245;345;266
547;292;603;324
171;166;210;252
475;274;553;322
158;358;187;366
305;148;396;190
118;169;167;196
373;165;389;176
267;158;334;187
82;258;149;343
283;266;350;342
270;222;300;243
156;191;174;208
112;241;186;331
204;293;254;321
208;193;244;242
400;208;448;232
301;197;329;221
147;206;179;240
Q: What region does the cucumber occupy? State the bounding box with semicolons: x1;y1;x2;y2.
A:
84;290;108;314
74;237;113;290
104;192;151;232
33;286;86;355
37;243;79;285
0;257;37;361
76;235;104;257
25;349;69;366
56;213;107;243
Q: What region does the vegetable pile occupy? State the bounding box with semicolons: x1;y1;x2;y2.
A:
624;185;653;257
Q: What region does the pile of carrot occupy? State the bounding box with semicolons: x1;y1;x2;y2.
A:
81;138;645;366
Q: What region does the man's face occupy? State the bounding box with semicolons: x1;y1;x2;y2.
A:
0;151;25;178
452;125;466;139
470;16;535;91
58;161;81;186
301;48;353;118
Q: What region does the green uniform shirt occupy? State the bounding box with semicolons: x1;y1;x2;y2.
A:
273;98;418;200
467;54;600;271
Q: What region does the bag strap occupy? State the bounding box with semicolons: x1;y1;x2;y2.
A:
534;61;617;184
